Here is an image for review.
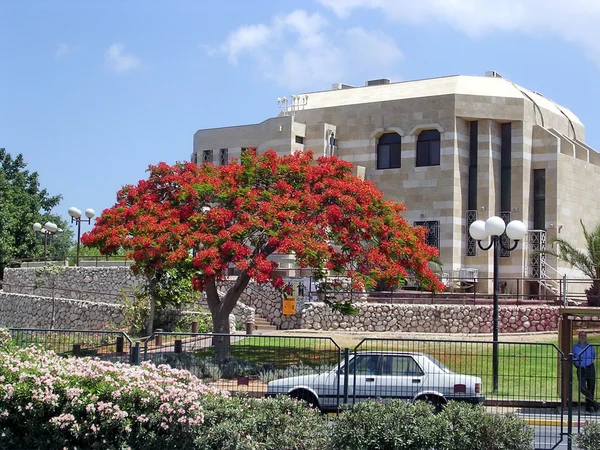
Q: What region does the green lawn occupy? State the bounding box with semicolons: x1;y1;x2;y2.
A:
356;336;600;400
194;335;341;369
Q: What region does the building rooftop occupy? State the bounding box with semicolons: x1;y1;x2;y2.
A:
296;74;582;126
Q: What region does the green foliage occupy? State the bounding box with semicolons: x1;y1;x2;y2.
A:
150;266;198;309
576;421;600;450
331;400;438;450
543;219;600;305
331;400;533;450
437;402;533;450
195;395;331;450
174;310;213;333
120;286;151;335
0;148;72;277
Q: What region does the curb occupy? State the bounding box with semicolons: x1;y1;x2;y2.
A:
524;418;567;427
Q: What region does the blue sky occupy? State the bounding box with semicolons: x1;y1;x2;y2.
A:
2;0;600;233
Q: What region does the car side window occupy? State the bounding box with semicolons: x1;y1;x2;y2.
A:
381;356;424;376
348;355;380;375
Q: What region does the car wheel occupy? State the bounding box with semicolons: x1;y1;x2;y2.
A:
289;389;319;410
417;395;446;413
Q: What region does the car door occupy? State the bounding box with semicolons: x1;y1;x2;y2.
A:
376;355;425;401
337;354;381;405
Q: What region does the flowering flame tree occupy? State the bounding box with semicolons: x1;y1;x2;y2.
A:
82;150;444;338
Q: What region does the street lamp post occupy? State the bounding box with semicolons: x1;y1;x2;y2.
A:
68;207;95;266
469;216;527;392
32;221;59;259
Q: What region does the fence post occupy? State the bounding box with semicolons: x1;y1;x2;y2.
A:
563;275;567;306
72;344;81;357
343;348;349;405
155;330;163;347
116;336;124;353
567;353;573;450
191;321;199;334
130;342;140;365
174;339;182;354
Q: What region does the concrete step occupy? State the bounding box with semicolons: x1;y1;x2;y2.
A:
253;317;277;331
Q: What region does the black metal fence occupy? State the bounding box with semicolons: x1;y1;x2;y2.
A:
8;328;134;364
6;328;600;450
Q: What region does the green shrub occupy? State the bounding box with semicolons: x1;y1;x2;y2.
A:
576;421;600;450
195;395;331;450
331;400;534;450
437;402;533;450
331;400;439;450
174;310;213;333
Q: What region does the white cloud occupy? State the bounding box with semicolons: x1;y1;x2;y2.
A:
220;24;273;64
104;44;141;73
55;43;72;58
318;0;600;66
210;9;403;90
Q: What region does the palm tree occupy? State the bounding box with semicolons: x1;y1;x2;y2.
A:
545;220;600;306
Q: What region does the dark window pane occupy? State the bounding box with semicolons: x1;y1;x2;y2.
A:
377;144;390;169
295;135;304;144
219;148;228;165
501;123;511;211
419;129;440;141
379;133;402;145
416;142;428;166
390;143;401;168
377;133;401;169
430;140;440;165
414;221;440;249
533;169;546;230
468;121;478;210
468;166;477;209
416;130;441;167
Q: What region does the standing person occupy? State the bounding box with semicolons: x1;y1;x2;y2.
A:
573;331;598;412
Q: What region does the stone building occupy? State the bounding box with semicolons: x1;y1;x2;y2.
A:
192;73;600;296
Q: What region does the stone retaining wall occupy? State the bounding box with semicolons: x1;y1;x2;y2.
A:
3;267;144;304
301;303;560;333
218;280;302;330
0;291;250;333
0;292;125;330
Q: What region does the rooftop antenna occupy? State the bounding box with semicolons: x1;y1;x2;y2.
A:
277;95;308;117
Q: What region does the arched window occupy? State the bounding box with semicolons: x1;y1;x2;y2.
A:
416;130;441;167
377;133;401;169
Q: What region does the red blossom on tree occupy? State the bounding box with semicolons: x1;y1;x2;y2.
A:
82;150;444;336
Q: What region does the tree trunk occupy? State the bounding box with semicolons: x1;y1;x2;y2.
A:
50;288;56;330
146;277;157;336
212;311;231;360
205;272;252;359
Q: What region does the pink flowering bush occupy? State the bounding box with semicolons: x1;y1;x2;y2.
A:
0;328;330;449
0;331;224;449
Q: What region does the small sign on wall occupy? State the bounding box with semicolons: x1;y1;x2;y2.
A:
282;297;296;315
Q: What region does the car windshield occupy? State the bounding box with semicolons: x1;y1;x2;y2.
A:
423;355;453;374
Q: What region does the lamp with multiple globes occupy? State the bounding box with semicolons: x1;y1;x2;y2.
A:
69;207;95;266
468;216;527;392
32;221;61;259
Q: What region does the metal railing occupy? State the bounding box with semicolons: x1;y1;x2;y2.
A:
8;328;134;364
5;328;600;449
8;255;133;268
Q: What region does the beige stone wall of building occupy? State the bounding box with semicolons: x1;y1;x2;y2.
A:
556;151;600;273
191;75;600;293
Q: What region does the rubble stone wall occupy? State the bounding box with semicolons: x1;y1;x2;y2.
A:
301;303;560;333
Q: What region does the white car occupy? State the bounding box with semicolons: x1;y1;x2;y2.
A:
267;351;484;412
